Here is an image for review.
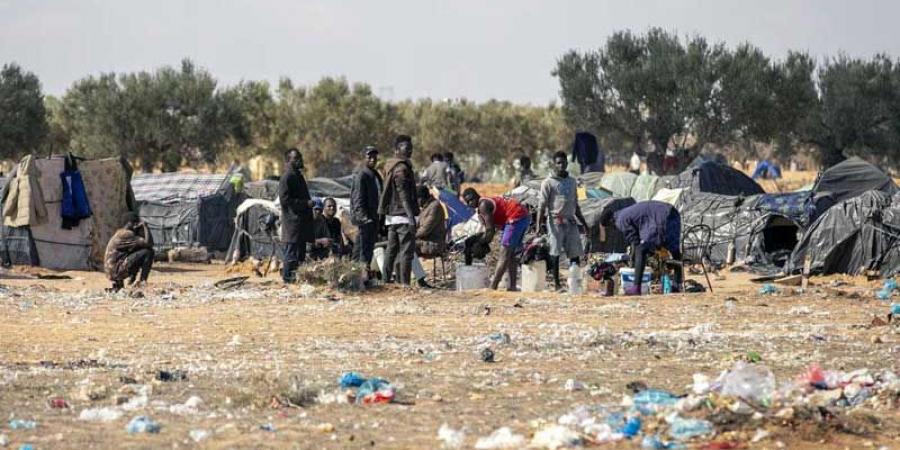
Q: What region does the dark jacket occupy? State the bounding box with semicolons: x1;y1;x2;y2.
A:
571;131;603;172
378;157;419;219
278;169;313;244
614;200;680;249
416;199;447;257
350;165;383;225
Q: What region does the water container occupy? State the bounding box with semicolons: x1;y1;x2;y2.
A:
567;262;583;295
456;263;490;291
619;268;651;295
521;261;546;292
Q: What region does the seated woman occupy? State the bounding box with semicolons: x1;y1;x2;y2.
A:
308;198;332;261
415;185;447;259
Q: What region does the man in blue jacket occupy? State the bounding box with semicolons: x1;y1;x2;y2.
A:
600;201;682;295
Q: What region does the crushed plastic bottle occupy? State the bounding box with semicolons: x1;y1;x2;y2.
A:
891;303;900;315
885;278;898;291
126;416;161;434
720;362;775;404
662;275;672;294
632;389;681;414
7;420;37;430
668;416;713;440
876;289;892;300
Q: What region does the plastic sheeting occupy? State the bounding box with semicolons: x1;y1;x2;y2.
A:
676;193;758;265
787;191;900;276
667;162;764;197
629;174;660;201
600;172;638;198
139;192;241;253
812;157;897;204
581;197;636;254
308;177;351;199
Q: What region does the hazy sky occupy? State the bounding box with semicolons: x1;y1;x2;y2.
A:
2;0;899;104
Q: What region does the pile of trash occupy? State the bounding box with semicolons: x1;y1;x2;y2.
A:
317;372;397;405
295;259;367;292
451;362;900;449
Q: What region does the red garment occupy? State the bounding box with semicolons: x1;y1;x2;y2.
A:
486;196;528;226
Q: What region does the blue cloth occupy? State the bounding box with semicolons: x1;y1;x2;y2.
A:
614;201;680;250
500;216;531;249
752;160;782;180
436;188;474;229
60;170;92;222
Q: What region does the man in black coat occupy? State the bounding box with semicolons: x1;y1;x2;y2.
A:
378;135;419;286
350;146;383;268
278;148;314;283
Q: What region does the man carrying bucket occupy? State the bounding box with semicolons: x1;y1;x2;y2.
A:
600;201;682;295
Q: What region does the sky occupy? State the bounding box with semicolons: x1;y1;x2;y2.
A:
2;0;899;105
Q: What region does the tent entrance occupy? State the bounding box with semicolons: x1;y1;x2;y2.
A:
761;215;800;267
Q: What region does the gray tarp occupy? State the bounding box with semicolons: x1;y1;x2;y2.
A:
787;191;900;276
812;157;898;204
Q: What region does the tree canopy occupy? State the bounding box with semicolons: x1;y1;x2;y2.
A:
0;63;48;159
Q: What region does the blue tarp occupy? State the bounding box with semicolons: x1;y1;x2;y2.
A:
436;188;473;229
752;160;782;180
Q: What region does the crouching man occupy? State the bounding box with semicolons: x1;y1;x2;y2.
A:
600;201;682;295
462;188;531;291
104;212;154;291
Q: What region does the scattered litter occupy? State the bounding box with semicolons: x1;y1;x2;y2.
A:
0;435;7;447
156;369;188;382
189;429;210;442
564;379;586;392
437;423;466;449
758;284;778;295
485;332;511;345
126;416;161;434
259;423;276;432
474;427;526;449
480;348;496;363
48;398;69;409
168;396;203;415
336;372;396;404
530;424;583;449
7;420;36;430
79;407;123;422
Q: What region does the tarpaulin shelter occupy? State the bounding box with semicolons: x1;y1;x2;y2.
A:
132;172;240;254
811;157;897;205
599;172;638;198
307;176;352;199
787;191;900;276
1;155;134;270
629;174;665;201
667;161;764;197
581;197;636;254
675;193;759;266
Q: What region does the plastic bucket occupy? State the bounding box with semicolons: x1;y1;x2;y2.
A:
521;261;546;292
456;264;490;291
619;267;651;295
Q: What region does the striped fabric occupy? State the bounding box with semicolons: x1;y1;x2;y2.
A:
132;173;230;204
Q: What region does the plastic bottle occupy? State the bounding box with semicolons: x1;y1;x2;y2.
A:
668;416;713;440
720;361;775;403
662;274;672;294
632;389;680;414
892;303;900;315
568;261;583;295
619;416;642;438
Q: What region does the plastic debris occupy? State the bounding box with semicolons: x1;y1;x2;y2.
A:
890;303;900;315
642;435;686;449
7;420;36;430
485;332;511;345
337;372;396;404
79;407;123;422
48;398;69;409
632;389;680;414
156;369;188;382
0;435;7;447
668;416;713;440
720;361;775;404
189;429;211;442
259;423;275;432
126;416;161;434
758;283;778;295
480;347;496;363
338;372;366;389
17;445;32;450
437;423;466;449
530;425;583;449
564;379;586;392
474;427;526;449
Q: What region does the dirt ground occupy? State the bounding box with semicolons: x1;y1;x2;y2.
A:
0;262;898;449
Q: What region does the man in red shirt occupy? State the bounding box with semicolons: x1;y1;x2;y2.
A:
462;188;532;291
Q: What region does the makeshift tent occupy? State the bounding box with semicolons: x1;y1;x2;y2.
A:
812;157;897;204
308;176;352;199
787;191;900;276
1;155;133;270
226;198;282;263
0;176;38;266
629;174;663;201
600;172;638;198
676;193;758;265
667;161;764;197
688;153;729;168
244;180;279;200
133;172;240;254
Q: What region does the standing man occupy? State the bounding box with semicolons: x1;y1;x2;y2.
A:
538;151;589;291
444;151;464;193
600;201;682;295
104;212;154;291
350;146;383;269
379;135;419;286
278;148;314;283
462;188;531;291
421;153;450;189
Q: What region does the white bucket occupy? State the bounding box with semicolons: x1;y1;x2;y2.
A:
521;261;546;292
567;263;584;295
456;264;490;291
619;267;651;295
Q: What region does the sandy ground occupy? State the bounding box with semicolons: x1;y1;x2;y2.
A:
0;262;898;449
